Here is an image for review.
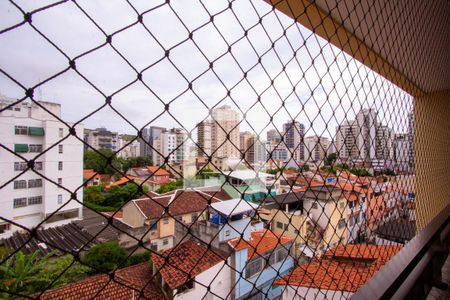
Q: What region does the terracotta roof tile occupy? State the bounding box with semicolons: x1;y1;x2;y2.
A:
147;166;170;176
274;244;402;292
228;229;294;260
152;240;224;289
36;263;164;300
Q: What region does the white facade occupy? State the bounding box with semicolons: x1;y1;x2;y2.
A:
84;127;119;151
174;260;232;300
304;136;331;163
153;128;188;166
281;286;353;300
0;99;83;238
376;124;394;160
335;120;358;162
356;108;377;162
117;137;140;159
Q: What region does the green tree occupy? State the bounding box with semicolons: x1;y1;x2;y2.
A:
103;182;148;208
0;250;53;298
325;152;337;166
0;246;10;261
120;156;153;173
156;179;183;194
84;149;122;175
83;185;106;204
83;242;127;273
302;164;310;172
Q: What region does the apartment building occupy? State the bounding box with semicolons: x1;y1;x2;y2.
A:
304;135;331;163
139;125;165;160
152;128;188;166
84;127;118;151
283;120;305;161
117;137;140;159
376;124;394;161
335;120;358;162
197;105;240;162
0;99;83;237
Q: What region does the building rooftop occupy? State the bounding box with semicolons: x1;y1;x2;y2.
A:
274;244;402;292
225;169;273;181
228;229;294;260
35;262;164;299
151;240;225;290
210;198;258;217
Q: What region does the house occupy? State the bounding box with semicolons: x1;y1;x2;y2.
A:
175;198;295;299
301;185;349;253
221;169;278;202
152;240;231;299
109;165;173;191
228;229;295;299
259;192;308;258
120;189;226;251
35;262;164;299
274;244;402;300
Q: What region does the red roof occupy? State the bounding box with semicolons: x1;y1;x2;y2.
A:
83;169;100;180
147;166;170;176
106;176;135;188
36;263;164;299
274;244;402;292
228;229;294;259
152;240;224;289
102;211;123;219
133;189;222;220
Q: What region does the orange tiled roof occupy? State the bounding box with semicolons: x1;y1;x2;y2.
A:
36;263;164;299
274;244;402;292
133;189;222;220
83;169;100;180
228;229;294;260
147;166;170;176
152;240;224;289
106;176;135;188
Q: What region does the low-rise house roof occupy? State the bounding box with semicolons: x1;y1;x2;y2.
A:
132;189;225;220
274;244;402;292
151;240;225;290
210;198;258;217
228;229;294;260
34;262;164;299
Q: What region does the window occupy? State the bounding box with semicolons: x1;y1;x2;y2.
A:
150;243;158;251
14;180;27;189
338;219;347;229
28;127;45;136
15;126;27;135
339;201;346;209
14;144;29;153
58;178;62;185
245;258;263;278
28;196;42;205
58;144;63;154
28;179;43;188
150;221;157;230
35;162;43;170
58;161;63;170
276;221;284;229
14;162;27;171
57;194;63;204
59;128;64;138
29;144;43;153
191;212;198;222
276;247;289;263
311;202;318;209
162;218;169;224
162;238;169;246
0;223;11;234
225;230;231;237
13;198;27;208
178;280;194;293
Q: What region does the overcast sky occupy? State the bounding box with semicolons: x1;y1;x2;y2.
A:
0;0;413;140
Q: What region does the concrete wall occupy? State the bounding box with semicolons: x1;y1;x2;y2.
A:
281;286;353;300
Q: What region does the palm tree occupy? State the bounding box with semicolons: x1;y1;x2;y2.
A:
0;250;53;299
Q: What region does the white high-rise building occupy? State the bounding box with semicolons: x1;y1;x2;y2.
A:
84;127;119;151
394;133;410;173
153;128;188;166
197;105;240;160
335;120;358;162
117;137;140;159
376;124;394;160
0;99;84;238
304;136;331;163
355;108;377;162
282;120;305;161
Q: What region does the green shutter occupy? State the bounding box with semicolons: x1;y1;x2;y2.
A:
14;144;29;153
28;127;45;136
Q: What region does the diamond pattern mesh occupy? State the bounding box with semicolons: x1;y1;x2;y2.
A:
0;0;419;299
